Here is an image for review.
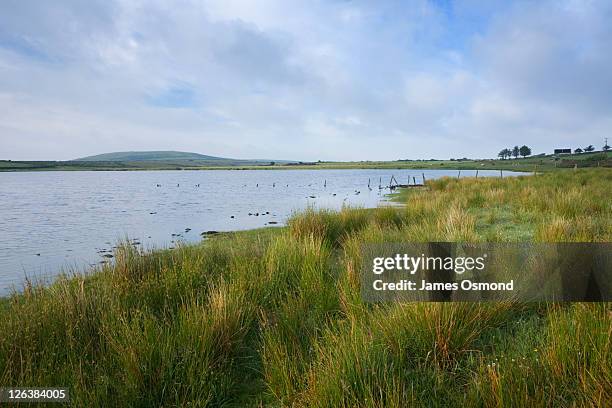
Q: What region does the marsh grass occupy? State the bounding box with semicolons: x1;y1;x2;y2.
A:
0;169;610;407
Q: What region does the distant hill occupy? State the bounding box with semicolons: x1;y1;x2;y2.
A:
74;151;230;162
72;150;292;167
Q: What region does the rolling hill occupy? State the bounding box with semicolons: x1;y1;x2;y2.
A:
74;151;242;162
69;150;292;168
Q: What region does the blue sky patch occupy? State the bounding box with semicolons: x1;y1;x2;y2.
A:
147;85;198;109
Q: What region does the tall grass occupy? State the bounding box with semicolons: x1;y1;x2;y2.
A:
0;169;610;406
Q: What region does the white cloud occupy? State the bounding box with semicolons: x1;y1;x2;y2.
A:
0;0;610;160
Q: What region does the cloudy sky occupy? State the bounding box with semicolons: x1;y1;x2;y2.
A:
1;0;610;161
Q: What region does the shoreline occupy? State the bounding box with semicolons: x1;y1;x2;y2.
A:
1;196;404;298
0;170;529;298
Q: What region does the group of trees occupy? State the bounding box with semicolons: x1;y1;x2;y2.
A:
498;145;531;160
498;141;610;159
574;145;595;154
575;143;610;153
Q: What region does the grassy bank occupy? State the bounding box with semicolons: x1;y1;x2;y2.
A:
0;169;610;407
2;151;611;172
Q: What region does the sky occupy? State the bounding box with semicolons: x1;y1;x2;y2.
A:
1;0;611;161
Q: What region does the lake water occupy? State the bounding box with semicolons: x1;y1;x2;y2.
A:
0;169;521;294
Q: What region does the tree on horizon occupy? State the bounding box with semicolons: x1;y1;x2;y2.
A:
584;145;595;152
512;145;520;159
498;148;511;160
575;148;583;154
519;145;532;158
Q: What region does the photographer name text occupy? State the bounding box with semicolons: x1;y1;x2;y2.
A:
371;254;514;292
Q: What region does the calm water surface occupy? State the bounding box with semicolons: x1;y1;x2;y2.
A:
0;169;522;293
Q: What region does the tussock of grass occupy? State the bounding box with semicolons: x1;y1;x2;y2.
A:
0;169;610;406
288;207;371;247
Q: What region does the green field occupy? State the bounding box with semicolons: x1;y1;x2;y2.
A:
1;151;610;172
0;169;610;406
309;151;612;172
